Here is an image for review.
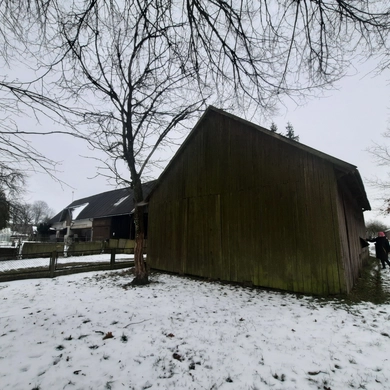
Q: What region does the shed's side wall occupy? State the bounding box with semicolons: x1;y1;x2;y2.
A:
148;111;349;294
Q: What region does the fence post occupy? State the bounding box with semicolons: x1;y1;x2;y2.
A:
110;248;116;269
49;251;57;278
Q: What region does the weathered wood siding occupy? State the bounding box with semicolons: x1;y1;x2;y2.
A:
335;179;369;292
93;217;112;241
148;110;363;295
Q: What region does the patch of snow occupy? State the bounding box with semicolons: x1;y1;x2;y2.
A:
70;203;89;219
113;195;129;207
0;242;14;247
0;228;14;244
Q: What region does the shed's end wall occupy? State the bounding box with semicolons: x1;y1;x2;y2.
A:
148;110;366;295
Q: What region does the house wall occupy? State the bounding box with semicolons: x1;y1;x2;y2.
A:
67;215;137;242
111;215;131;239
69;228;92;241
93;217;112;241
148;110;361;295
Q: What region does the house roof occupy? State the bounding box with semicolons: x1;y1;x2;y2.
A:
148;106;371;211
49;180;156;224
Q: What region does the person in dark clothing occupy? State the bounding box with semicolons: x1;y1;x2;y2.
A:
367;232;390;269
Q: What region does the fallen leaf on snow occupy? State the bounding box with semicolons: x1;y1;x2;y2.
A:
173;353;184;361
103;331;114;340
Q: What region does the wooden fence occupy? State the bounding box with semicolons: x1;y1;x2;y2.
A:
0;248;135;283
0;239;147;261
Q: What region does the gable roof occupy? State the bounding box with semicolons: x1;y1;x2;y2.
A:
148;106;370;211
49;180;156;224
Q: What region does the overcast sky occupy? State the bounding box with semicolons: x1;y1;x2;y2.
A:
21;60;390;226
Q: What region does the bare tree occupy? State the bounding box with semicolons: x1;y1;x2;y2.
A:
366;219;388;238
8;199;54;235
30;200;54;225
54;1;211;284
1;0;390;283
2;1;390;115
0;0;89;205
366;131;390;214
9;202;33;234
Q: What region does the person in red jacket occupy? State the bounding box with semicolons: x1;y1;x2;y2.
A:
367;232;390;269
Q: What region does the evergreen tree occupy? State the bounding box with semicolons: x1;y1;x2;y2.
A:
37;222;51;239
285;122;299;142
270;122;278;133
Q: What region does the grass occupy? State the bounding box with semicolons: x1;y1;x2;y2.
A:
343;256;390;305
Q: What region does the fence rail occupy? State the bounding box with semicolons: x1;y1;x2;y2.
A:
0;248;135;283
0;239;144;259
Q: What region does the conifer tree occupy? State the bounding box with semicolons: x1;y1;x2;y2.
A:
270;122;278;133
285;122;299;142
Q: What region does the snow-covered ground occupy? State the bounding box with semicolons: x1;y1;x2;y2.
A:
1;258;390;390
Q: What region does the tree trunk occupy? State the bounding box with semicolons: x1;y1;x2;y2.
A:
131;187;148;285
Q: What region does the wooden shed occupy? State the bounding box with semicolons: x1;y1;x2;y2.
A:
147;107;371;295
